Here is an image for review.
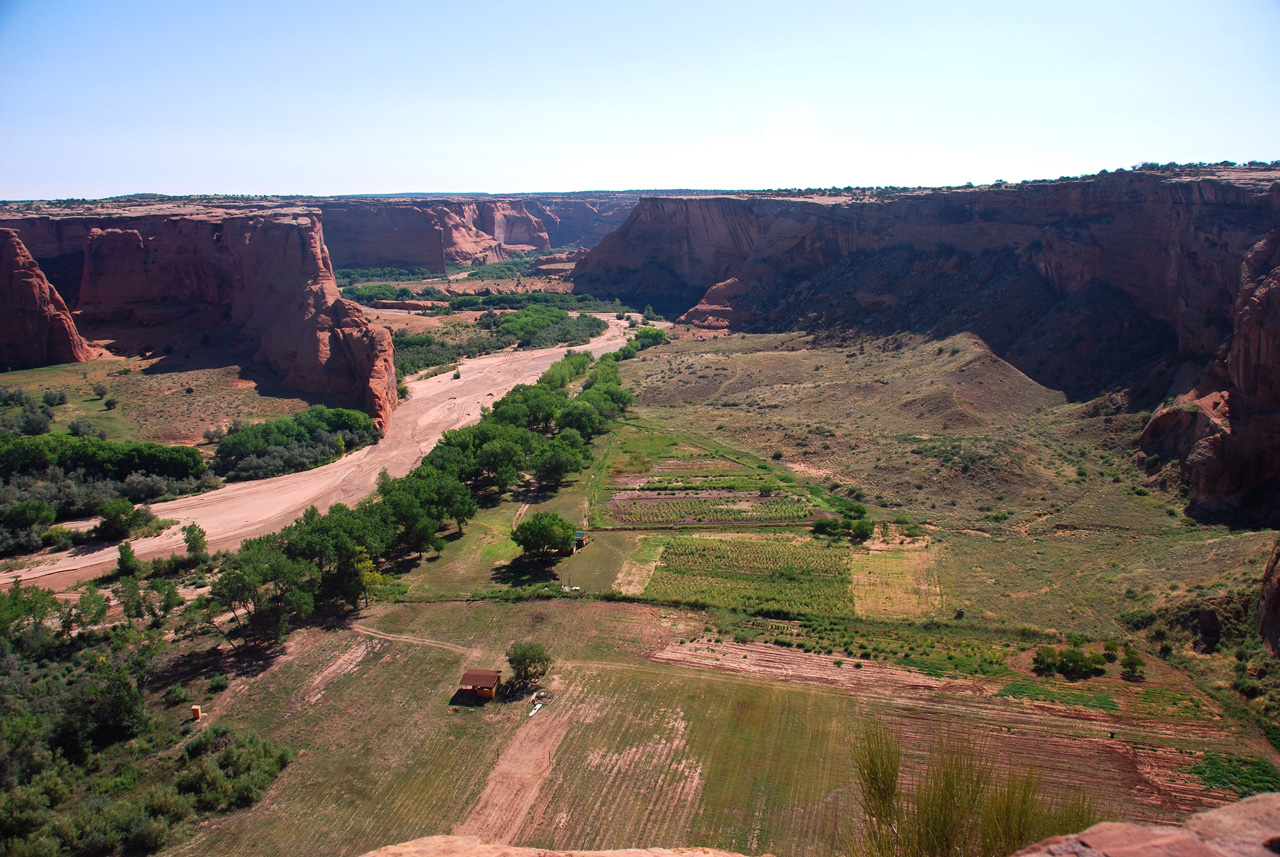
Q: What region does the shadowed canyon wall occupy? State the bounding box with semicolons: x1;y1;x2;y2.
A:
573;168;1280;509
0;207;398;430
317;194;641;272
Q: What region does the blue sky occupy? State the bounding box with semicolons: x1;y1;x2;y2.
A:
1;0;1277;197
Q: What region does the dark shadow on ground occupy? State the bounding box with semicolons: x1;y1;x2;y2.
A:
448;689;490;707
490;554;561;586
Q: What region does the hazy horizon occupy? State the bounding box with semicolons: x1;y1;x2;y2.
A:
2;0;1278;199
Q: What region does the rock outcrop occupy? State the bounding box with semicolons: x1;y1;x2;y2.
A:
360;836;768;857
359;796;1280;857
0;229;90;369
0;207;397;430
1014;792;1280;857
574;167;1280;509
1260;541;1280;657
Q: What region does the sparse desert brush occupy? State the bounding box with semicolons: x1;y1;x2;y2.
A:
848;713;1105;857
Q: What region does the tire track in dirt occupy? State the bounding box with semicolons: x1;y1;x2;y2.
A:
454;690;580;844
351;624;472;656
283;640;379;717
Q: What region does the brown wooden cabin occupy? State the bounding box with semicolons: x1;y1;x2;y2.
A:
460;669;502;699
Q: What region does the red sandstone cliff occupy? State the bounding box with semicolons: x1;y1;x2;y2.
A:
318;199;551;271
573;168;1280;509
0;208;397;431
0;229;90;369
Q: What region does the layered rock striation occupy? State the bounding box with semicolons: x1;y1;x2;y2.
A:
0;207;397;430
0;228;90;369
318;199;552;271
573;168;1280;508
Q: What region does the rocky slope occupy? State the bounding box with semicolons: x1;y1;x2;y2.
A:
573;167;1280;510
0;228;90;369
0;206;397;429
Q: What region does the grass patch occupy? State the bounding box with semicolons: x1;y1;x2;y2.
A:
996;681;1119;712
1185;752;1280;797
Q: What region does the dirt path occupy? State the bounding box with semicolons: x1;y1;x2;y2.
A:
613;536;659;595
3;316;634;592
283;640;378;717
350;624;473;656
454;687;577;844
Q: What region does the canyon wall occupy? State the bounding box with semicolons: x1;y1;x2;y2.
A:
0;229;90;370
315;194;641;273
318;199;552;271
573;168;1280;509
0;207;398;430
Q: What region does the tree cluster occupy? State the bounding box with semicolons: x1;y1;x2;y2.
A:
0;433;213;557
211;405;379;481
0;581;289;856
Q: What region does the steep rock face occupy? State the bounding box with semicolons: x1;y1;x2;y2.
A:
0;209;397;430
525;195;641;248
0;229;90;369
319;203;448;271
1260;540;1280;657
575;169;1280;508
318;200;550;271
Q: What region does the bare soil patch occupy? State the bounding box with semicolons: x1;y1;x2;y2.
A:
454;683;578;844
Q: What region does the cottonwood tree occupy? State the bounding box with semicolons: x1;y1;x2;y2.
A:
506;642;552;685
512;512;575;556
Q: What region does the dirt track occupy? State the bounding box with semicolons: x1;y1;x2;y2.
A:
3;316;634;592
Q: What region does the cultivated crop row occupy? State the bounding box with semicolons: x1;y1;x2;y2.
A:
611;495;812;525
645;537;856;617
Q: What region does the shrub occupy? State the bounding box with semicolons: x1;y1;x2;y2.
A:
1057;647;1106;680
164;684;194;706
41;389;67;406
1120;653;1146;681
1031;646;1060;676
92;382;109;398
207;674;229;692
104;398;119;410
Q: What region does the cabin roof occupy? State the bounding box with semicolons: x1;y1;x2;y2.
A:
460;669;501;688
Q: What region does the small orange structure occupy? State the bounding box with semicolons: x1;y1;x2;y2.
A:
190;705;203;721
460;669;502;699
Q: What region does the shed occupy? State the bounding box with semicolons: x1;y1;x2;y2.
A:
574;530;589;550
460;669;502;699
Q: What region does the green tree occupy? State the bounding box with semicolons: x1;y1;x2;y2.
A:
555;401;606;439
532;441;583;488
506;641;552;685
512;512;575;556
182;523;208;561
478;439;526;493
1031;645;1060;676
851;517;876;541
117;542;142;577
94;498;136;540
